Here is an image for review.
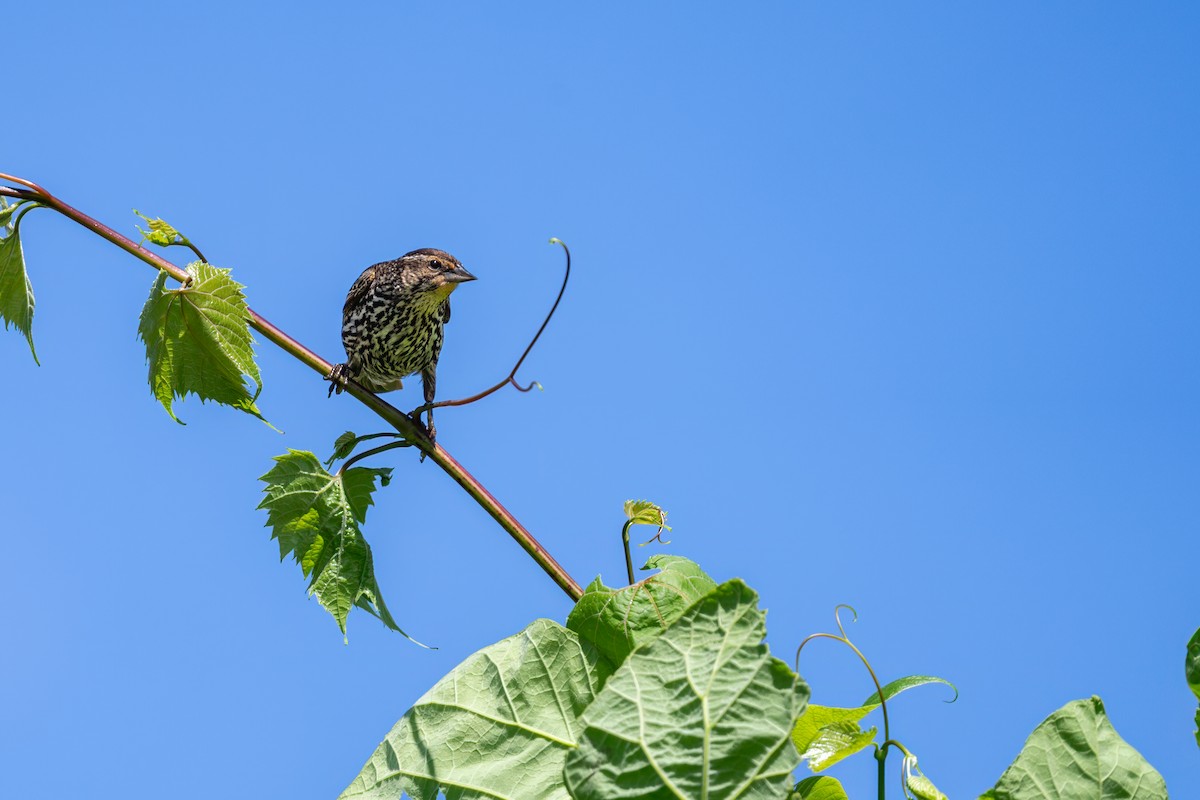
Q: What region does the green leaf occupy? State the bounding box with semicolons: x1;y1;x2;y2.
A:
624;498;671;529
860;675;957;709
323;430;406;467
258;450;410;642
134;208;192;250
1188;626;1200;748
904;756;947;800
791;675;955;772
340;619;612;800
1187;626;1200;701
790;776;849;800
326;431;360;466
796;717;877;772
137;262;266;424
0;197;21;228
983;696;1167;800
0;199;39;364
566;554;717;667
563;580;809;800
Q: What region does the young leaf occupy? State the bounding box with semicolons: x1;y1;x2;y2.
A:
137;262;266;424
134;209;194;251
340;619;612;800
563;580;809;800
791;676;955;772
904;756;947;800
624;499;671;529
566;554;716;667
982;696;1167;800
0;199;39;364
326;431;360;467
796;715;877;772
258;450;411;642
790;776;849;800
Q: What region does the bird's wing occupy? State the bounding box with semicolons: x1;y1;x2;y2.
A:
440;299;452;324
342;266;377;315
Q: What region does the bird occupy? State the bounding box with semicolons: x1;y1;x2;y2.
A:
326;248;476;441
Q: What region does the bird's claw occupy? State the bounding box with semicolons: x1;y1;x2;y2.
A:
326;363;350;397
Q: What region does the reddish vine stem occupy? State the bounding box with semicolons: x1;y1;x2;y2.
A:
0;174;584;601
413;238;571;420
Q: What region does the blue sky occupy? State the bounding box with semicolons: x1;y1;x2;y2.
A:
3;3;1197;798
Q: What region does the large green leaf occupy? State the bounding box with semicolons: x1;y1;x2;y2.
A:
137;262;266;424
0;199;39;364
258;450;408;641
340;619;612;800
1187;626;1200;748
982;696;1167;800
563;580;809;800
791;675;955;772
566;554;717;666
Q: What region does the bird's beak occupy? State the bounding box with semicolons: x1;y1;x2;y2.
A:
448;265;477;283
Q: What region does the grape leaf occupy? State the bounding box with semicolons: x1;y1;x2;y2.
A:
982;696;1167;800
624;499;671;529
905;756;948;800
134;209;190;249
340;619;611;800
0;199;39;364
566;554;716;667
790;776;849;800
563;580;809;800
1186;626;1200;748
258;449;412;642
137;262;266;424
791;675;955;772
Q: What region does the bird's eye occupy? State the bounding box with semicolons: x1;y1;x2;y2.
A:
431;260;443;270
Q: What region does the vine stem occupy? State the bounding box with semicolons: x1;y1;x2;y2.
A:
0;175;583;601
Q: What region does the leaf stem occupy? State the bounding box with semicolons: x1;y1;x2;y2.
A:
0;174;584;601
621;520;635;585
340;440;413;473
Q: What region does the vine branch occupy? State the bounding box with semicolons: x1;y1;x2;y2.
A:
0;173;583;601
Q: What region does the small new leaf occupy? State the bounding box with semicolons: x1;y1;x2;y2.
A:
0;198;39;364
326;431;359;467
904;756;947;800
137;262;267;424
791;676;955;772
624;498;671;545
258;450;415;643
134;209;191;250
624;499;670;528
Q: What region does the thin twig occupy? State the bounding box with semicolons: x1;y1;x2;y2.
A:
1;174;583;601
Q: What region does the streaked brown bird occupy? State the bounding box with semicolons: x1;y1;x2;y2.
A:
326;248;476;440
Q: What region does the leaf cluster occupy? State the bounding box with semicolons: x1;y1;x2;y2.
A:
258;450;415;643
343;560;808;800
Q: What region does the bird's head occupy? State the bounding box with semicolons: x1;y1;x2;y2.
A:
399;248;477;302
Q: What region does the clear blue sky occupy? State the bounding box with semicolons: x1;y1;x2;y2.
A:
3;3;1197;798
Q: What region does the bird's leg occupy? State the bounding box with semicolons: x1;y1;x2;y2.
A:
419;366;438;442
